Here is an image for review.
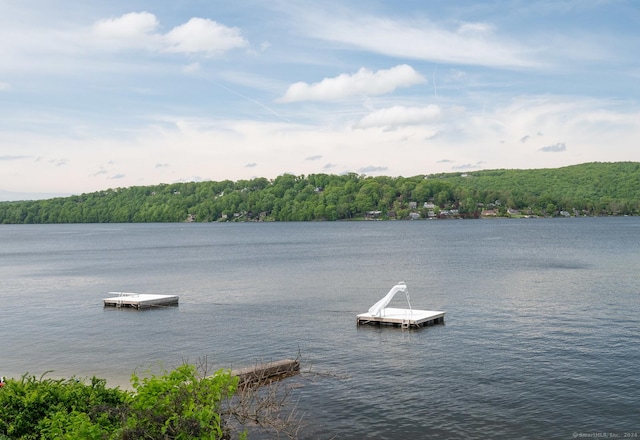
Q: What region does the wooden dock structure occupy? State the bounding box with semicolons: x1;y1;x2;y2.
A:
103;292;179;309
230;359;300;389
357;308;445;329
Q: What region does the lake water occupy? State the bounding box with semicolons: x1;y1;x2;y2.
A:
1;218;639;439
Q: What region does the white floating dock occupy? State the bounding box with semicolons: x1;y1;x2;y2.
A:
356;307;444;328
357;308;445;328
358;282;445;329
103;292;179;309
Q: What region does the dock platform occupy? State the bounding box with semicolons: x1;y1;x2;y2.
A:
103;292;179;309
357;308;445;329
230;358;300;389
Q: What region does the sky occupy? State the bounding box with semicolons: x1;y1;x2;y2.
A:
1;0;639;201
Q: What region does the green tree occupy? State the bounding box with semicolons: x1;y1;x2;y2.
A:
2;162;640;223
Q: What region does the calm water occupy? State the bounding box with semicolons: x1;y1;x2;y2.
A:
1;218;639;439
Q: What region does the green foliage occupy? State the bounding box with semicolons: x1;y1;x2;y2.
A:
1;162;639;223
123;365;238;440
0;366;239;440
40;410;113;440
0;373;127;440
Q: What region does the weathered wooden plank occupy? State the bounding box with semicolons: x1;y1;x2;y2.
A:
231;359;300;388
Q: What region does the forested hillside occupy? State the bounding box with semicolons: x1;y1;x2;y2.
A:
1;162;639;224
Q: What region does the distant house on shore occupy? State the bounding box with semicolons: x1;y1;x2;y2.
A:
365;210;382;219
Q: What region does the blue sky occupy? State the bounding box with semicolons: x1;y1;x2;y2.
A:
1;0;638;200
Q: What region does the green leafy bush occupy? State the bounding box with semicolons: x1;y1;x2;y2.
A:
123;364;238;439
0;373;126;439
0;366;239;440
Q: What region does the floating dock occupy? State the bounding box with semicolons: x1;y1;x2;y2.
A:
103;292;179;309
357;308;445;329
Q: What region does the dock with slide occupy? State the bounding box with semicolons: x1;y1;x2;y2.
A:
356;282;445;329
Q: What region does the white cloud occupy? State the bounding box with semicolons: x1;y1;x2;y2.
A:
0;2;637;198
93;11;159;39
456;22;495;35
3;94;639;196
91;11;161;51
90;13;247;56
295;11;541;69
356;105;441;129
278;64;426;103
163;18;248;56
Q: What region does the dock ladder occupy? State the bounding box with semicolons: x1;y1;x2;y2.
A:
402;287;413;329
108;292;136;308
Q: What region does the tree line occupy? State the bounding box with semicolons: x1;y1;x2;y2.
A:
1;162;639;224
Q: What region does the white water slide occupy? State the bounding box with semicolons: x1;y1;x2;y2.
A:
367;282;413;317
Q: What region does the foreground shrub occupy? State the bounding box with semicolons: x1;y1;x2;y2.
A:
122;364;239;439
0;373;127;439
0;366;238;440
0;361;312;439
